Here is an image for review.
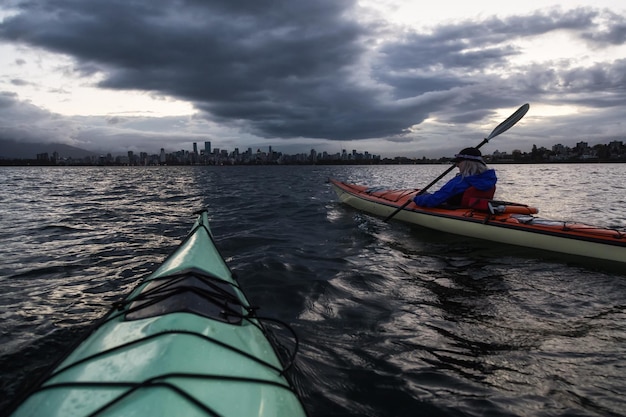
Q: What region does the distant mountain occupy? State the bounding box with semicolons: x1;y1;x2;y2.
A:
0;139;96;159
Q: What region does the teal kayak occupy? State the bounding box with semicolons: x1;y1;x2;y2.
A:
5;210;308;417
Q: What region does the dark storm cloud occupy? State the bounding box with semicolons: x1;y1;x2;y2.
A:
374;7;626;123
1;0;404;140
0;92;75;143
580;9;626;44
1;1;625;147
377;8;598;74
512;58;626;105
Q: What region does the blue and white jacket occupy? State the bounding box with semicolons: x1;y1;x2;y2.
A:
413;169;497;208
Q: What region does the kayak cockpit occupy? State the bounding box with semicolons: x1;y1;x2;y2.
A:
124;268;249;324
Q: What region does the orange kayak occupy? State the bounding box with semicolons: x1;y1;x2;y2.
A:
329;178;626;265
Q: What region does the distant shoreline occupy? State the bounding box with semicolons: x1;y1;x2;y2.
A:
1;159;626;167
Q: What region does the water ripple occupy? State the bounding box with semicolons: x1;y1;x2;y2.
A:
1;165;625;416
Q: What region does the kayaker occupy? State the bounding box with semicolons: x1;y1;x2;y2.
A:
413;147;497;207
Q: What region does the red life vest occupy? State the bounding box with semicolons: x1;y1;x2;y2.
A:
461;186;496;207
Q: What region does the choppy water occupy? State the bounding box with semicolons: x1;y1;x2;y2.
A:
1;164;625;417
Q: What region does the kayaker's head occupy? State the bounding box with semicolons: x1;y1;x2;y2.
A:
452;148;488;176
451;147;485;165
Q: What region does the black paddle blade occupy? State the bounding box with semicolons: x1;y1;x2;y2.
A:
486;103;530;141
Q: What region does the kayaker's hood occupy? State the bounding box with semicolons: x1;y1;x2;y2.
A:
465;169;497;190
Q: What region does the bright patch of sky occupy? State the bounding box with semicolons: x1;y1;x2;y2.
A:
1;43;194;117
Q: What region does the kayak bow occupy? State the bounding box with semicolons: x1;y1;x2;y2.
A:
5;209;308;417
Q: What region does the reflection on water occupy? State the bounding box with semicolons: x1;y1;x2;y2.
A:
1;164;625;417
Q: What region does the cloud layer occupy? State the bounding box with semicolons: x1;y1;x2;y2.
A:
1;0;625;156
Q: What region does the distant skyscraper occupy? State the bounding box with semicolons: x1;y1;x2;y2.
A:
204;141;211;155
193;142;198;155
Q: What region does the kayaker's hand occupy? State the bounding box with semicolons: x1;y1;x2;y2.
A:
413;193;430;206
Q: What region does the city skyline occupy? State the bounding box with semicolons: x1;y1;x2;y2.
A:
6;137;623;166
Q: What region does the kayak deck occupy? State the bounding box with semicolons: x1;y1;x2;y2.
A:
7;210;307;417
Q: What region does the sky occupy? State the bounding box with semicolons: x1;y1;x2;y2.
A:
1;0;625;158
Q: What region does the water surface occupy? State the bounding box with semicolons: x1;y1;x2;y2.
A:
1;164;624;417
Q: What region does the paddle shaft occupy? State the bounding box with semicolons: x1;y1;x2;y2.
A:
383;104;529;222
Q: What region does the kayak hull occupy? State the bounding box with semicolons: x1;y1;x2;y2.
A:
7;210;307;417
330;178;626;265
